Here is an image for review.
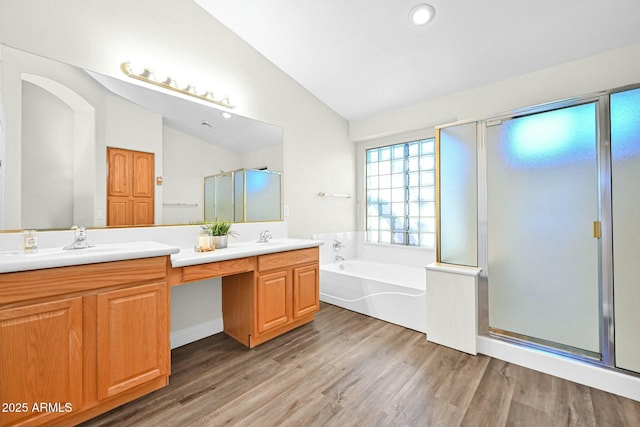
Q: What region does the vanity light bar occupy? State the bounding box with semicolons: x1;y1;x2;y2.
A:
120;62;235;109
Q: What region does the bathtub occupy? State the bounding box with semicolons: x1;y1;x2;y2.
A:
320;259;427;333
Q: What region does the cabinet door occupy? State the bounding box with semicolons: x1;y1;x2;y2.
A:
107;147;131;197
96;282;168;399
293;264;319;318
256;270;290;334
107;198;131;226
0;298;82;427
133;151;154;197
132;199;153;225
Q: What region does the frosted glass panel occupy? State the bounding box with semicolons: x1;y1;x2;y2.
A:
203;169;282;223
611;88;640;372
439;122;477;266
234;171;244;221
487;103;600;353
245;169;281;221
232;169;281;222
203;176;215;221
214;174;233;221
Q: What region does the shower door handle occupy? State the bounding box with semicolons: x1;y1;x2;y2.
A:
593;221;602;239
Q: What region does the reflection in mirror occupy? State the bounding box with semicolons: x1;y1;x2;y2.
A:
236;169;282;222
203;172;233;222
0;45;283;232
203;169;282;223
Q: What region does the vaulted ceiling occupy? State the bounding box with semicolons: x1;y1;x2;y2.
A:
194;0;640;121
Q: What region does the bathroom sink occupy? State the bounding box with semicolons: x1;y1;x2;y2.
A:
0;241;180;273
171;238;324;268
253;238;311;246
0;245;123;258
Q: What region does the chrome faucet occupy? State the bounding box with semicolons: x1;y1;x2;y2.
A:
63;225;94;250
258;230;272;243
335;255;345;262
333;239;346;251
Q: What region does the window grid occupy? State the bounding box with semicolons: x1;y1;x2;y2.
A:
366;138;436;248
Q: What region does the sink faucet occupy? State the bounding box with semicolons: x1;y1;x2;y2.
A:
258;230;272;243
64;225;94;250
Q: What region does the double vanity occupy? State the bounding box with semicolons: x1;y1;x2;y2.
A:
0;236;321;426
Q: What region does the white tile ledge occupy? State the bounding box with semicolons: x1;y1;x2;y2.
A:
426;262;482;276
171;238;323;268
0;241;180;274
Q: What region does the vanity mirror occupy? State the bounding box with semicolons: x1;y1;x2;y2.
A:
0;45;283;231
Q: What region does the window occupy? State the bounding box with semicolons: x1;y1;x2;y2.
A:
366;138;436;247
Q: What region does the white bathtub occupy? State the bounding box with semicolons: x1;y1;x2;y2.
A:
320;259;427;333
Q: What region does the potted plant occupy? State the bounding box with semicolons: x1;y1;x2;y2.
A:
200;219;236;249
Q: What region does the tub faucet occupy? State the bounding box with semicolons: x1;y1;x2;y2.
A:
64;225;94;250
335;255;345;262
258;230;272;243
333;239;346;251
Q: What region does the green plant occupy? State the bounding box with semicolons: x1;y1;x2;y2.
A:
200;220;236;237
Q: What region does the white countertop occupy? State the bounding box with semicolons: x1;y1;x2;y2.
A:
0;238;323;274
0;241;180;274
425;262;482;276
170;238;323;267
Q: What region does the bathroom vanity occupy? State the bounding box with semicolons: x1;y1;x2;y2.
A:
170;240;320;348
0;238;321;426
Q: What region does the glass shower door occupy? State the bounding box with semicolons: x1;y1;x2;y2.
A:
611;87;640;372
486;102;600;355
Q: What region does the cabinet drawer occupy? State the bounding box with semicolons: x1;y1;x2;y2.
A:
0;257;167;306
182;257;256;282
258;247;319;272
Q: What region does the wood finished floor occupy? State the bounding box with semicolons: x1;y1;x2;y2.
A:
81;302;640;427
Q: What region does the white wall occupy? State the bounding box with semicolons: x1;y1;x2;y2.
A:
162;125;243;224
241;144;283;172
0;0;356;238
102;92;164;224
1;47;108;229
21;81;74;228
350;43;640;141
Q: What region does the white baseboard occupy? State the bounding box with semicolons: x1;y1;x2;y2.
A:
170;318;224;349
477;335;640;402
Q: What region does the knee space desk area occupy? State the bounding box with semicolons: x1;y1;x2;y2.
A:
0;238;321;427
169;239;322;348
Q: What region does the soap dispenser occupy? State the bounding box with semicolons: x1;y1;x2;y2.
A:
21;230;38;253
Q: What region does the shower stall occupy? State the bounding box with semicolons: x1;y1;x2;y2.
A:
203;168;282;223
437;85;640;373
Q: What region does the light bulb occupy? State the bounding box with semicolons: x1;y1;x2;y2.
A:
409;4;435;26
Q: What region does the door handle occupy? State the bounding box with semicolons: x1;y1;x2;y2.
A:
593;221;602;239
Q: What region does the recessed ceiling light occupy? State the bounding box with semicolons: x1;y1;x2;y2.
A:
409;4;435;26
220;112;233;119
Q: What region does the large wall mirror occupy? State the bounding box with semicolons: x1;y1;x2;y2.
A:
0;45;283;231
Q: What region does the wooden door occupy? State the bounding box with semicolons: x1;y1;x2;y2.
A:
0;298;82;427
107;147;154;226
96;282;169;399
293;264;319;319
256;270;290;334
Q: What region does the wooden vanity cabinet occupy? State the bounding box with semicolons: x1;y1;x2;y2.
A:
256;269;291;334
96;281;169;400
0;257;170;427
222;247;320;348
0;297;83;427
